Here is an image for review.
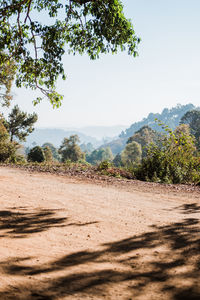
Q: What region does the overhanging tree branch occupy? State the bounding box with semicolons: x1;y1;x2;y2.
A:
0;0;140;107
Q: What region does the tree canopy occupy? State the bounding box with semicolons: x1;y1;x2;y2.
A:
0;53;16;106
86;147;113;165
121;141;142;166
0;0;140;106
59;134;85;162
127;125;162;158
180;110;200;149
3;105;38;142
28;145;45;162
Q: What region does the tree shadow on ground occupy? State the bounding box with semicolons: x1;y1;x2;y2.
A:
175;203;200;214
0;204;200;299
0;208;98;238
0;208;68;238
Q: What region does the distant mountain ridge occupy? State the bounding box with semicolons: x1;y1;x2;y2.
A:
25;128;100;148
120;103;196;139
100;104;198;155
24;125;127;148
25;104;198;154
62;125;128;140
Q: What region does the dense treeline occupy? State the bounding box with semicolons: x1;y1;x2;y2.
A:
111;110;200;184
1;105;200;185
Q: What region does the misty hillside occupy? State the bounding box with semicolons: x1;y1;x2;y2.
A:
100;104;198;155
120;103;196;139
24;125;127;148
25;104;198;154
24;128;101;148
71;125;128;140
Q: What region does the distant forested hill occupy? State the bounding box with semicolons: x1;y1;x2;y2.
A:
101;104;198;155
120;103;196;139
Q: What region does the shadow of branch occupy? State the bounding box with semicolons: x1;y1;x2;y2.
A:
0;213;199;299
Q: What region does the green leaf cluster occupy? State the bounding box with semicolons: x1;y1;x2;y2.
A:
59;134;85;162
28;145;45;162
4;105;38;142
86;147;113;165
121;141;142;167
0;118;18;162
0;0;139;106
0;52;16;106
135;124;199;184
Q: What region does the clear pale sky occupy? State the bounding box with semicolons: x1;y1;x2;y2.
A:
3;0;200;128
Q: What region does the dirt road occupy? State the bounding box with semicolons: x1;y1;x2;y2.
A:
0;166;200;300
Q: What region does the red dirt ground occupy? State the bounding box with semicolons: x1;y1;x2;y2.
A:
0;166;200;300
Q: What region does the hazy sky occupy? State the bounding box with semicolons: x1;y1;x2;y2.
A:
3;0;200;128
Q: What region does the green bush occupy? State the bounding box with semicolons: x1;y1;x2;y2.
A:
28;146;45;163
0;141;18;162
97;160;112;171
135;125;200;184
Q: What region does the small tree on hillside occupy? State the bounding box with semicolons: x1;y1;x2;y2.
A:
180;110;200;149
86;147;113;165
113;153;123;167
42;143;60;161
28;146;45;163
121;141;142;167
127;125;162;157
4;105;38;142
59;135;85;162
43;146;53;162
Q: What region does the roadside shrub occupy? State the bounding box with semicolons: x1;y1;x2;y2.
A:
28;146;45;163
135;125;200;184
0;141;18;162
97;161;134;179
14;154;27;164
97;160;112;171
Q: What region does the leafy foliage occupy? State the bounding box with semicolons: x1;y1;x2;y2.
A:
180;109;200;149
97;160;112;171
113;153;123;167
27;146;45;162
121;141;142;167
86;147;113;165
135;124;199;184
0;0;139;106
0;53;16;106
127;125;162;158
0;119;18;162
0;118;9;141
42;142;60;161
101;104;196;156
43;145;53;162
80;142;94;154
59;135;85;162
120;104;196;139
4;105;38;142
